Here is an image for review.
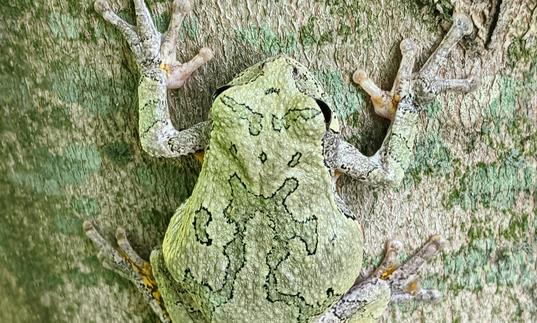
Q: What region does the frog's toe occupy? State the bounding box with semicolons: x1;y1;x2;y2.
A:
372;235;445;303
352;69;395;120
427;75;480;95
94;0;111;14
418;14;473;79
413;14;476;105
390;284;442;303
116;226;149;269
164;47;214;89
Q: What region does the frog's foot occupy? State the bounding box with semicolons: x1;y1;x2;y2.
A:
353;38;418;121
163;47;214;89
159;0;213;89
353;14;478;120
94;0;213;89
83;221;171;323
369;235;446;302
316;236;445;323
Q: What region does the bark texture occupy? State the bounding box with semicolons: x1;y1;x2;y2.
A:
1;0;535;322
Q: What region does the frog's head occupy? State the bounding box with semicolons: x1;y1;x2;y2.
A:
213;55;338;132
209;56;339;184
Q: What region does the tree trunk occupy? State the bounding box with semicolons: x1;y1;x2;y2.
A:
1;0;535;322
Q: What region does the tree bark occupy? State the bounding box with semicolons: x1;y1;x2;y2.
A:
1;0;535;322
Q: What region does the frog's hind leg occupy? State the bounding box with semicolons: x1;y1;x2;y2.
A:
150;249;197;323
83;221;171;323
317;276;391;323
317;235;445;323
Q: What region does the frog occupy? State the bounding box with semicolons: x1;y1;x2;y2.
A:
83;0;478;322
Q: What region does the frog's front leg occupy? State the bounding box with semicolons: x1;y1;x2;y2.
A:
95;0;213;158
83;221;171;322
326;14;477;187
317;236;445;322
321;13;476;322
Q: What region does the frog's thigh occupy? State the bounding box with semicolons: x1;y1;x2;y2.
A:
348;280;390;323
150;249;194;323
318;279;390;323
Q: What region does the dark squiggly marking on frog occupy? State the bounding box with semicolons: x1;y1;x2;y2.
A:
219;95;263;136
272;108;321;131
186;174;325;321
259;151;267;163
193;207;213;246
288;152;302;167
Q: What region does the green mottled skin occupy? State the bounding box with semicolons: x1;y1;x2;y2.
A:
157;56;363;322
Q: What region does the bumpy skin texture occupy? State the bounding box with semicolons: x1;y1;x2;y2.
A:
160;57;363;322
85;1;477;322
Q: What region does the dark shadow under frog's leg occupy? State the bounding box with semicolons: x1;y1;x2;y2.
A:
83;221;171;323
326;14;478;187
316;236;445;322
94;0;213;158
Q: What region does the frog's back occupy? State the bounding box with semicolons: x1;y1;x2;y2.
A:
161;56;363;322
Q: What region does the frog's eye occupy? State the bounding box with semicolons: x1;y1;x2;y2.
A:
212;85;233;101
315;99;332;128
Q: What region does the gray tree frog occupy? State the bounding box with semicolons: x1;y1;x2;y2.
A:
84;0;478;322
